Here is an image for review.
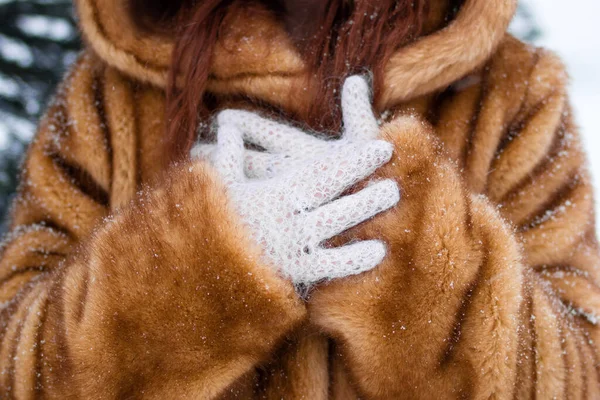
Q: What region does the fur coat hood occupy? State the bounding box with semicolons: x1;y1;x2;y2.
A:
74;0;516;109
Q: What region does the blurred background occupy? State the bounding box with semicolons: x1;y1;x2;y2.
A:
0;1;597;233
0;0;78;232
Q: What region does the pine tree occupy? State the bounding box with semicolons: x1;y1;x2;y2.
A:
0;0;80;231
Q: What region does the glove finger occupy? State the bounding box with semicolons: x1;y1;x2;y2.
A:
300;240;386;283
215;124;245;183
342;75;379;141
296;140;393;209
244;151;291;179
190;142;291;180
308;180;399;243
218;109;325;153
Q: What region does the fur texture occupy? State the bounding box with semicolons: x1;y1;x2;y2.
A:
1;0;599;398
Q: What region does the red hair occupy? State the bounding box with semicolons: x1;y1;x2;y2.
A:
156;0;429;164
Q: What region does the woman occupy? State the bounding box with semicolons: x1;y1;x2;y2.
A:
1;0;599;398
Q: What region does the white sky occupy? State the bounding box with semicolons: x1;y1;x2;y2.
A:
527;0;600;223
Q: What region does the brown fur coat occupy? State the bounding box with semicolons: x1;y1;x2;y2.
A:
1;0;600;398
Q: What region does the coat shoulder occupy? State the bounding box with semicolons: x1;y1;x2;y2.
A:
487;35;569;95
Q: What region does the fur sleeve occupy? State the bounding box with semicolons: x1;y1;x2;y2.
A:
310;42;600;399
0;54;305;399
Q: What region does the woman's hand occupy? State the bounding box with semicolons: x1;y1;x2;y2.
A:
208;123;399;286
192;75;380;179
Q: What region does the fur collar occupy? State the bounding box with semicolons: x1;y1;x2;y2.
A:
74;0;516;110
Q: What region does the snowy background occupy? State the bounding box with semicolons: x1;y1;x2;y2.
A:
0;0;79;231
0;1;598;233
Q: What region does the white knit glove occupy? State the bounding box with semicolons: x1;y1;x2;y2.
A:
205;123;399;285
192;75;381;179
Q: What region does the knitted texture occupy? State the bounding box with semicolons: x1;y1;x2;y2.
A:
193;76;400;284
192;76;381;179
